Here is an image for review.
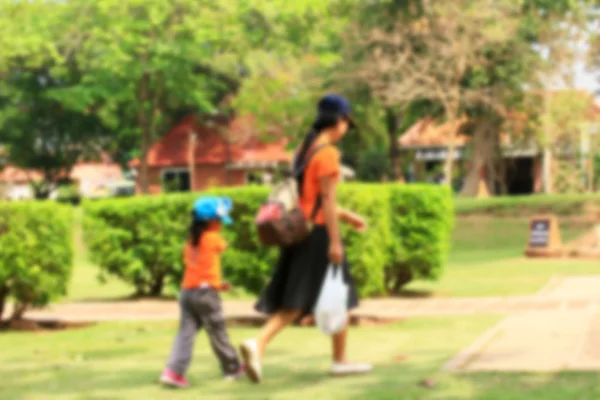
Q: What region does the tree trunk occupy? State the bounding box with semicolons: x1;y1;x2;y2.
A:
0;285;8;321
140;129;150;194
149;275;164;297
459;115;506;197
460;119;488;196
386;108;403;181
137;71;151;194
392;267;413;294
10;302;27;321
225;134;232;186
443;107;459;187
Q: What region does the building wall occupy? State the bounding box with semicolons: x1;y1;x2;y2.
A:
137;164;247;194
5;183;34;200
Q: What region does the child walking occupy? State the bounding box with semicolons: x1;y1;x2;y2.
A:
159;196;244;388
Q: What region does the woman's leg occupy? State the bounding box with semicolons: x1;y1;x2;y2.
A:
332;321;348;363
257;308;302;358
330;315;372;376
241;308;301;383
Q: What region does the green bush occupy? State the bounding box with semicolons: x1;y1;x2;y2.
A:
388;184;454;292
84;195;190;297
338;184;392;296
84;183;453;297
0;201;73;320
56;184;82;205
84;188;278;297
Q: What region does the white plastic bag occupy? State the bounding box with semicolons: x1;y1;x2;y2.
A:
314;264;349;335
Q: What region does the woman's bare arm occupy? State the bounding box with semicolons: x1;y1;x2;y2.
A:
320;176;341;244
337;207;367;231
319;175;343;264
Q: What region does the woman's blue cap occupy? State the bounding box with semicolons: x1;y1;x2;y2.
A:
317;94;356;128
192;196;233;225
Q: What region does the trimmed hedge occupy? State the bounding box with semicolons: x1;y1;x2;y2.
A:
83;183;453;297
455;193;600;217
389;185;454;290
0;201;73;320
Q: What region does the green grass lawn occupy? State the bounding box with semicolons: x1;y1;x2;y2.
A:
449;217;592;264
406;257;600;297
2;316;600;400
65;213;131;302
403;217;600;297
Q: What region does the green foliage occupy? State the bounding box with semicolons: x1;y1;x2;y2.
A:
388;185;454;289
0;201;73;320
56;184;82;205
84;183;452;297
356;147;391;182
84;196;190;297
338;184;392;296
0;2;114;188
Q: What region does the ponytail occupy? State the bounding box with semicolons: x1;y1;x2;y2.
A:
293;128;319;173
189;213;209;247
293;111;341;174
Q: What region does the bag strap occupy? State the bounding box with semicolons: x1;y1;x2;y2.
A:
294;143;330;222
292;143;330;177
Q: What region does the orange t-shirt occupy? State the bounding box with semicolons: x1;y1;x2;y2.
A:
181;227;227;290
299;136;341;225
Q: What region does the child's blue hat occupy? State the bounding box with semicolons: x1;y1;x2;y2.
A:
192;196;233;225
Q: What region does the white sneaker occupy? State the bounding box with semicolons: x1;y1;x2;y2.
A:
331;362;373;377
240;339;262;383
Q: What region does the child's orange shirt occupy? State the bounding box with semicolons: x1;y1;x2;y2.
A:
181;226;227;290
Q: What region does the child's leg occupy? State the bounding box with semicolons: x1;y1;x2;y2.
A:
165;291;200;376
195;289;241;375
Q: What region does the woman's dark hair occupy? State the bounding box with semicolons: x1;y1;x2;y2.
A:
293;111;341;173
189;212;209;247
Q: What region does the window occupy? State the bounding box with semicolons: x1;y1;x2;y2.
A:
161;168;191;193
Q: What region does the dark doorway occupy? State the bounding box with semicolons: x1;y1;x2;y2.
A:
505;157;534;195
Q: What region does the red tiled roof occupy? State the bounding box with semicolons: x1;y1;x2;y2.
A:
399;116;471;148
130;114;290;168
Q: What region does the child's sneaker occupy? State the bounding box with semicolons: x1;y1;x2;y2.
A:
159;369;189;388
240;339;262;383
223;364;246;381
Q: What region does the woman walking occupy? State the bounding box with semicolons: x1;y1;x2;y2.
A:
241;94;372;383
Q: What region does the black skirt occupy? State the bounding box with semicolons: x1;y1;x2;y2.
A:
255;225;359;316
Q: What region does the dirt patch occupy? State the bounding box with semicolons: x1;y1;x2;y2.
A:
0;318;94;332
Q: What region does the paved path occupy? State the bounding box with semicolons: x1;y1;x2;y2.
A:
5;275;598;323
10;274;600;371
445;276;600;372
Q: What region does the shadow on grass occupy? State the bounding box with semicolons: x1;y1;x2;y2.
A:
11;344;597;399
1;355;337;399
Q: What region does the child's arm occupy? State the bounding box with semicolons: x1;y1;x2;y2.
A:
337;207;368;232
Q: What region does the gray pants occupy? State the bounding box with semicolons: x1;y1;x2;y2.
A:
166;288;240;376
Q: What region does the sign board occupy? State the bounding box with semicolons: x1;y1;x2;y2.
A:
525;215;563;257
529;219;550;248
